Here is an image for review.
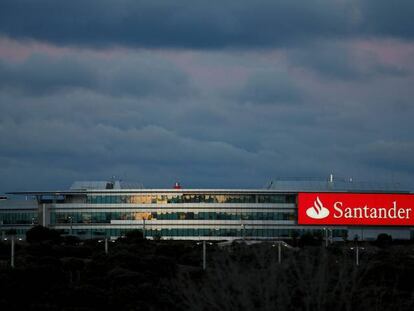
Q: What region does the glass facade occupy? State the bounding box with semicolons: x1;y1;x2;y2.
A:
0;212;38;225
81;193;296;204
50;211;296;224
0;207;38;238
0;190;349;240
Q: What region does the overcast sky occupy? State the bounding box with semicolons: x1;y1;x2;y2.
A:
1;0;414;191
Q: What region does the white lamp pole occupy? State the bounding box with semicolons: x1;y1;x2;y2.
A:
202;240;206;270
272;241;283;263
11;235;15;269
68;216;73;235
350;245;365;266
241;223;246;241
143;218;146;239
323;228;328;247
278;242;281;263
197;241;213;270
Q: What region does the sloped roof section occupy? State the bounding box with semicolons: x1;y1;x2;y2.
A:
70;180;122;190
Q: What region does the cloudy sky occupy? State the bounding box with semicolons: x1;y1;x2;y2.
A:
1;0;414;191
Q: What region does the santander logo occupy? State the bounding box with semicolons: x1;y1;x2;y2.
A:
306;196;330;219
298;192;414;226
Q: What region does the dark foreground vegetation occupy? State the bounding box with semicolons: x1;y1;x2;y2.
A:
0;227;413;311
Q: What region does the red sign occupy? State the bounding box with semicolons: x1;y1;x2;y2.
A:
298;193;414;226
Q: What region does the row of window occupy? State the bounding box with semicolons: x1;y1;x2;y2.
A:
0;228;28;237
59;228;346;238
51;211;296;224
0;212;38;225
76;194;296;204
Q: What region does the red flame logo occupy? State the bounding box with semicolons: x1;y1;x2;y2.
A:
306;196;330;219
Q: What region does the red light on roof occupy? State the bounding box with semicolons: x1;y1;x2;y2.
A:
174;182;182;189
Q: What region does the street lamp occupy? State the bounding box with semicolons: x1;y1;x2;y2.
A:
98;237;114;254
11;235;15;268
196;241;213;270
241;223;246;241
350;245;365;266
323;227;333;247
142;218;146;239
272;241;283;263
68;216;73;235
4;230;17;268
272;240;298;263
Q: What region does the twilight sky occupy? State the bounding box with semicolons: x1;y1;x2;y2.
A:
1;0;414;191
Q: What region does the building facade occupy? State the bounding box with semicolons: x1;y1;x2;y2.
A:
1;180;413;240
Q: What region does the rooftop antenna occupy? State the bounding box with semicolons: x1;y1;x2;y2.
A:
329;173;334;183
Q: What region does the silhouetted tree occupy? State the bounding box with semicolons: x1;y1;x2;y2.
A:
298;232;321;246
123;229;144;243
26;225;61;243
175;244;414;311
376;233;392;247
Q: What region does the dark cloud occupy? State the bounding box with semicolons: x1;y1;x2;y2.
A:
359;0;414;38
0;30;414;192
0;54;193;98
234;71;303;104
0;54;97;95
357;140;414;174
100;58;192;99
288;42;410;81
1;0;413;49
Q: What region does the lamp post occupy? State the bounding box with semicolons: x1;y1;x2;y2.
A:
241;223;246;241
11;235;15;268
272;241;298;263
143;218;146;239
99;237;114;254
68;216;73;235
272;241;283;263
197;241;213;270
4;230;17;268
323;227;332;247
350;244;365;266
202;241;206;270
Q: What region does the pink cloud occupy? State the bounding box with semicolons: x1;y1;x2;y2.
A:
354;38;414;70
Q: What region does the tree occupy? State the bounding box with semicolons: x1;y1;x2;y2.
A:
124;229;144;243
26;225;61;243
152;232;162;241
376;233;392;247
298;232;321;246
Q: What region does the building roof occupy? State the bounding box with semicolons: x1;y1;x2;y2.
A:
267;178;408;193
6;178;412;195
70;181;145;190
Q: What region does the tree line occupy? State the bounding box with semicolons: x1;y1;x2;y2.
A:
0;226;412;311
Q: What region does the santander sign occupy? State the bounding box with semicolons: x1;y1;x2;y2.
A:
298;193;414;226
